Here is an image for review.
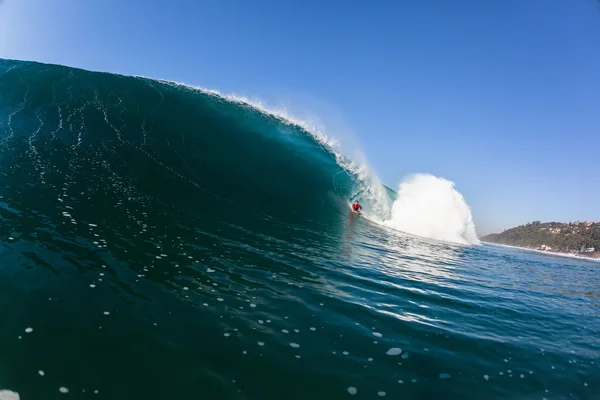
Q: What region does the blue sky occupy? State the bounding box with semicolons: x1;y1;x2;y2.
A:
1;0;599;235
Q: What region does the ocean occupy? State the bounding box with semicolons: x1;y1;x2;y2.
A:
0;59;597;399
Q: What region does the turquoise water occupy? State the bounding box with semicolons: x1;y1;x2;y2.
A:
0;59;598;399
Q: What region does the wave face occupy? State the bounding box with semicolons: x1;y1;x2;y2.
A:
385;174;480;245
0;59;395;230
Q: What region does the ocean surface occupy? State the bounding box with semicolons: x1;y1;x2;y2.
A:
0;59;598;399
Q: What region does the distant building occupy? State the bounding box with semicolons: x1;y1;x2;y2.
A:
582;247;595;253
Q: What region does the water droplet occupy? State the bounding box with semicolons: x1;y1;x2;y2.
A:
386;348;402;356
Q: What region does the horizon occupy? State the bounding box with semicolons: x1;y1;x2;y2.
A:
1;0;599;235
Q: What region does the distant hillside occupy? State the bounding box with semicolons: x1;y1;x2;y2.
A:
481;221;600;259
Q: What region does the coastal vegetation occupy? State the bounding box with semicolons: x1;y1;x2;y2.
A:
481;221;600;258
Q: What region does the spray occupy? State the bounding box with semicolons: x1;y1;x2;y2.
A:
384;174;479;245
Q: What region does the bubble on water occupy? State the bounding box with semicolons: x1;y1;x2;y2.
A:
258;342;265;346
224;333;230;337
59;387;69;393
439;373;450;379
294;329;299;333
484;375;489;381
250;304;257;308
290;343;300;348
398;380;403;384
90;284;96;288
103;311;110;315
520;374;524;378
0;390;20;400
282;329;289;334
217;298;224;302
310;327;316;331
183;287;189;291
347;387;357;395
25;328;33;333
258;320;264;324
295;355;301;359
38;370;45;376
368;358;373;362
372;332;382;338
386;348;402;356
377;391;386;397
342;351;349;356
401;353;409;359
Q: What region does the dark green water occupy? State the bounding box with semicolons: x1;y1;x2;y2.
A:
0;59;598;399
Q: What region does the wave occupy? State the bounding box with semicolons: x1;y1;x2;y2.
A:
0;58;477;244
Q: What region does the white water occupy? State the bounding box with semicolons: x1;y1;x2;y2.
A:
383;174;479;245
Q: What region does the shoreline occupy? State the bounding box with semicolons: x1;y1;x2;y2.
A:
482;241;600;263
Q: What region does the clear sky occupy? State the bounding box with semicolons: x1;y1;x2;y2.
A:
1;0;599;235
